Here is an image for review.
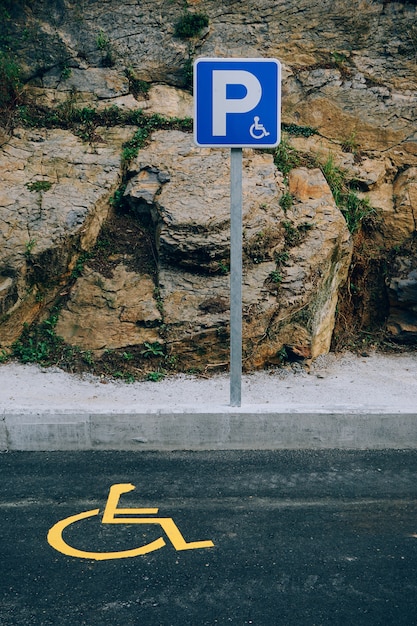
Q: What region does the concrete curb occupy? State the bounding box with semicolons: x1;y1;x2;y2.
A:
2;409;417;450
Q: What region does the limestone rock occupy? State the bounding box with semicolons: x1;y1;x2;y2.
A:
350;158;387;191
392;168;417;238
3;0;417;364
136;84;193;119
126;131;287;271
387;249;417;344
8;0;415;154
282;167;352;359
42;67;130;100
0;126;132;346
288;167;334;203
124;131;352;367
56;264;161;351
368;167;417;247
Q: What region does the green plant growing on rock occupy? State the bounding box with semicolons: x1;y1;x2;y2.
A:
82;350;94;365
183;49;194;90
282;123;317;138
26;180;52;193
341;131;358;154
320;154;377;233
174;10;209;88
25;238;36;256
269;270;283;284
96;30;110;50
120;113;192;166
275;250;290;265
121;128;149;164
331;51;349;65
165;354;178;369
117;371;135;383
321;155;344;205
11;312;98;370
16;101;192;152
279;191;294;212
141;342;165;358
70;250;93;278
14;315;60;361
146;370;165;382
273;136;300;176
245;227;281;265
330;51;352;78
217;260;229;274
0;51;22;109
110;184;127;210
282;220;300;247
60;64;72;81
280;220;314;250
174;12;209;39
125;67;150;97
96;29;114;67
343;191;376;233
277;346;288;364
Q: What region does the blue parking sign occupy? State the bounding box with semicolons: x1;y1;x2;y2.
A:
194;58;281;148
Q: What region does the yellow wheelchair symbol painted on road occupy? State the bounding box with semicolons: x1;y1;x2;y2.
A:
47;483;214;560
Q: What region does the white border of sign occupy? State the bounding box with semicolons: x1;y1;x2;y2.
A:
193;57;281;149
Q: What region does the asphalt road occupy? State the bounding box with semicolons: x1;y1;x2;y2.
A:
1;450;417;625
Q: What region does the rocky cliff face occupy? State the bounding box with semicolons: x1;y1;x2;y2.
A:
0;0;416;376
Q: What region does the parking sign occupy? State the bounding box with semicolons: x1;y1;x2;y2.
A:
194;58;281;148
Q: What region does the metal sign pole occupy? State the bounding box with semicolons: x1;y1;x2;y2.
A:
230;147;243;407
194;58;281;407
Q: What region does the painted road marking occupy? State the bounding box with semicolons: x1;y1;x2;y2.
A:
47;483;214;560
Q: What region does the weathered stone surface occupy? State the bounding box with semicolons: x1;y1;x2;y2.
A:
42;67;130;99
126;131;287;271
56;264;161;351
387;248;417;344
282;168;352;359
2;0;417;361
287;133;417;252
136;84;193;119
392;167;417;236
27;81;193;118
125;132;352;367
0;126;132;346
0;277;16;317
367;167;417;247
288;167;334;203
6;0;414;154
159;267;230;366
288;135;392;189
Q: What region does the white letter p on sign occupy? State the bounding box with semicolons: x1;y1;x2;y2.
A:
212;70;262;136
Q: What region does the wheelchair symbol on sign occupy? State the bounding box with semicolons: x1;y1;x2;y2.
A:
249;116;270;140
47;483;214;560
